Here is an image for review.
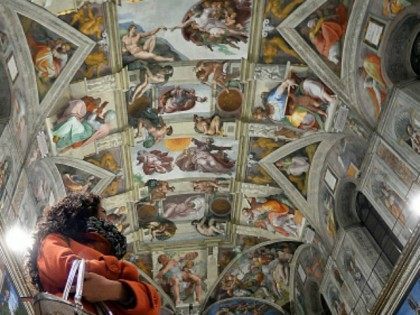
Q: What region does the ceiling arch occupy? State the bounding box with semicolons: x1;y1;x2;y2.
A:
0;0;418;314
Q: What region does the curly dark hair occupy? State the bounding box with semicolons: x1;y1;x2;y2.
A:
26;193;101;290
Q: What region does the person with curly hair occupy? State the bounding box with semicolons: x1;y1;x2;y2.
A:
26;193;161;314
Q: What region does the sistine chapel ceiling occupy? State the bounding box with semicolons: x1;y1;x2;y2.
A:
0;0;419;314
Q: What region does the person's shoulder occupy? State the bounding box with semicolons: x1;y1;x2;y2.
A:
44;232;65;239
39;233;70;252
42;233;68;243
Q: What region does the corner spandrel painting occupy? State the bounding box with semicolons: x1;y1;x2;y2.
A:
297;0;353;75
205;298;285;314
260;0;305;65
207;241;300;308
58;2;111;81
240;193;305;238
245;137;287;187
118;0;253;66
275;143;319;198
19;15;76;102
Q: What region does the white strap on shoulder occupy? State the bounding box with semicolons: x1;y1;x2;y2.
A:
74;259;86;308
62;259;81;301
62;259;113;314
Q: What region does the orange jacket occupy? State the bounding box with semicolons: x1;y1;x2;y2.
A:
37;233;160;315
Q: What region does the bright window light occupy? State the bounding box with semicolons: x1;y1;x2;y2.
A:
409;193;420;216
5;225;33;254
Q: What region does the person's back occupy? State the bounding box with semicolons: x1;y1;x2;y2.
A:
27;193;161;315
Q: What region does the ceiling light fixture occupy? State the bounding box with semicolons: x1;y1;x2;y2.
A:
5;225;33;254
409;193;420;216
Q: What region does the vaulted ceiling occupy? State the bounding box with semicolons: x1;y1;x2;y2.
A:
0;0;419;314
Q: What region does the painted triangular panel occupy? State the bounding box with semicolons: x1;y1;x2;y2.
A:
245;137;287;187
5;0;95;116
240;193;305;239
296;1;353;76
259;0;306;64
274;142;319;197
56;163;101;194
48;156;115;196
204;241;301;310
57;2;112;81
276;0;352;97
101;176;126;198
19;15;77;103
260;133;344;226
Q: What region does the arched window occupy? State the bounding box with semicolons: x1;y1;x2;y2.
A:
0;55;11;135
355;192;403;265
320;294;333;315
384;12;420;84
411;32;420;76
304;280;329;314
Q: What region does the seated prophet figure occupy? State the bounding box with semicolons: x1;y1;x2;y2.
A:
253;76;335;130
156;253;202;305
361;53;387;117
243;197;298;237
308;4;347;65
52;99;116;150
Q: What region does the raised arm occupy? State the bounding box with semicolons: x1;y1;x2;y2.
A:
156;261;174;279
309;18;325;39
140;27;163;38
170;18;194;31
275;79;296;96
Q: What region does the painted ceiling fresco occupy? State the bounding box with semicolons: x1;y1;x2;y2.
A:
0;0;420;314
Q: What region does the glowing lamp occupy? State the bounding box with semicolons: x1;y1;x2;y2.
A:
5;225;33;254
409;193;420;216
